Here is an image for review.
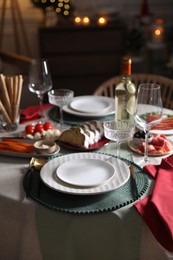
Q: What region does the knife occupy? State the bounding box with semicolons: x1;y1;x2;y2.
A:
129;164;139;199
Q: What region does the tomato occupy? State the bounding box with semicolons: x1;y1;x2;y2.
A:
25;124;35;135
43;121;53;130
34;123;44;133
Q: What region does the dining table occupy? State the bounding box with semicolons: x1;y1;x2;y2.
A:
0;101;173;260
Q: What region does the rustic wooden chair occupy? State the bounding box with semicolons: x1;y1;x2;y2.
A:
93;74;173;110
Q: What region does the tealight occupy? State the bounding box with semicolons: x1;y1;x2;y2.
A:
97;17;107;26
83;16;90;25
74;16;81;24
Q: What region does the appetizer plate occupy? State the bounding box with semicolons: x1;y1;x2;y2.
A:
128;140;173;156
58;137;109;151
56;158;115;187
40;152;130;195
0;143;60;158
70;96;111;114
150;114;173;135
63;96;115;117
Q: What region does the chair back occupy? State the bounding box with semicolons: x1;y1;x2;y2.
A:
93;74;173;110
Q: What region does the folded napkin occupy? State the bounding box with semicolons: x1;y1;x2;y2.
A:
134;154;173;252
20;103;52;123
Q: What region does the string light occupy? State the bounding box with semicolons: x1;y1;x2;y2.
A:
31;0;74;18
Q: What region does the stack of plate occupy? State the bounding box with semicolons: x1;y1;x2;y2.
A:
63;95;115;118
40;153;130;195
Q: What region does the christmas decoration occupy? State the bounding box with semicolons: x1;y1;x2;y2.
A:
31;0;74;18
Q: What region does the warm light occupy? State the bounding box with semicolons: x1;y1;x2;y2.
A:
74;16;81;24
151;19;164;43
58;3;63;7
64;4;70;10
83;16;90;25
98;17;107;26
64;10;69;16
56;7;61;13
154;29;161;36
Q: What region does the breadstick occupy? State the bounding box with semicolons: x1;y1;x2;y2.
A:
12;75;23;123
0;74;12;118
5;76;13;108
0;100;12;124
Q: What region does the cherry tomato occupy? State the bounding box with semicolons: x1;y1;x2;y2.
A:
25;124;35;135
34;123;44;133
43;121;53;130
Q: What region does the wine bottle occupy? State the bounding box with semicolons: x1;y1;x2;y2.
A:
115;57;136;122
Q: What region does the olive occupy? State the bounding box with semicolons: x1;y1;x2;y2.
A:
134;130;152;139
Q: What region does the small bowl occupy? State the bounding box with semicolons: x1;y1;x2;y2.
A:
34;139;57;154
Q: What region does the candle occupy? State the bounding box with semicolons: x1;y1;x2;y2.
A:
97;16;107;26
83;16;90;25
74;16;82;25
152;19;164;43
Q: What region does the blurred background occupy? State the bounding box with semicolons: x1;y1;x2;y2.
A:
0;0;173;105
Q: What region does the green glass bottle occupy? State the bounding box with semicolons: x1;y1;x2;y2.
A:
115;57;136;122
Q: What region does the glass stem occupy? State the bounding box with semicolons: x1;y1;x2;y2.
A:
59;106;64;128
115;142;121;157
144;130;149;163
38;94;44;120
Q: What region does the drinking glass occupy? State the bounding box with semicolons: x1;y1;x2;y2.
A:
28;59;52;120
134;83;163;166
48;89;74;129
103;120;135;157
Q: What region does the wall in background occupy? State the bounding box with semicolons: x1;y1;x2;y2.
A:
0;0;173;58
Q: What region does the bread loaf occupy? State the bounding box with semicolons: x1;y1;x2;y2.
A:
59;121;104;148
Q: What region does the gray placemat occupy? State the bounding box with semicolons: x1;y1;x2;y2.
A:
23;154;149;214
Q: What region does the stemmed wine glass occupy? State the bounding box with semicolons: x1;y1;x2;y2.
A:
48;89;74;129
103;120;135;157
134;83;163;166
28;59;52;121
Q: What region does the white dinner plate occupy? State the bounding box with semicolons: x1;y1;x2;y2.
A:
63;96;115;117
56;158;115;187
70;96;111;114
40;152;130;195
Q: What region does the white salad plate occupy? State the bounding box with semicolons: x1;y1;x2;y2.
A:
70;96;111;114
40;152;130;195
63;96;115;117
56;158;115;187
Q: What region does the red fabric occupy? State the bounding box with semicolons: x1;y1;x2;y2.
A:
135;154;173;252
20;104;52;123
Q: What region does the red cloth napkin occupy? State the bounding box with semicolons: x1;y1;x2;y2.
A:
20;104;52;123
134;154;173;252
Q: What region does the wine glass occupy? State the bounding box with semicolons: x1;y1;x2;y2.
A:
103;120;135;157
28;59;52;121
134;83;163;166
48;89;74;129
